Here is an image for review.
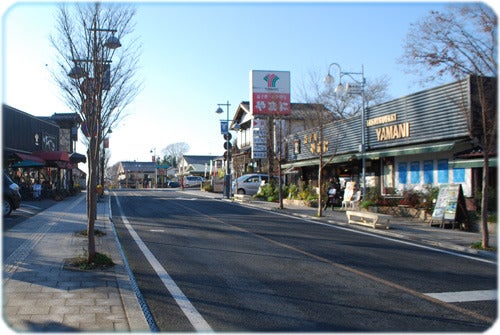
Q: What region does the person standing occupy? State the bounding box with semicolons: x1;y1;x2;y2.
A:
324;177;340;210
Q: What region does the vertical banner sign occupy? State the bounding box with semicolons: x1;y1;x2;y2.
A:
220;120;229;134
250;70;291;116
252;118;267;159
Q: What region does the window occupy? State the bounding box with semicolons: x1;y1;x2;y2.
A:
410;161;420;184
453;168;465;183
398;162;408;184
423;160;434;184
437;159;449;183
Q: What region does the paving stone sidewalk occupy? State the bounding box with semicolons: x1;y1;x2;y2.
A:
2;192;150;332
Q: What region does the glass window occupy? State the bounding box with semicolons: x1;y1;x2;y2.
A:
437;159;449;183
398;162;408;184
410;161;420;184
423;160;434;184
453;168;465;183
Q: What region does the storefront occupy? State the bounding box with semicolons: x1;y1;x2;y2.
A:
2;104;86;198
283;76;497;198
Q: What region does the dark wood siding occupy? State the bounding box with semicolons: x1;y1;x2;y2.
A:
2;105;60;153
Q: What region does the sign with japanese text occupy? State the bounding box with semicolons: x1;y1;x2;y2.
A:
250;70;291;116
252;118;267;159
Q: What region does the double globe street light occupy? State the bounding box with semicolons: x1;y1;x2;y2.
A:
324;62;367;198
68;26;122;193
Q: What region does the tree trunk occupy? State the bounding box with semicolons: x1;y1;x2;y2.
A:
86;136;98;264
317;157;323;217
480;153;490;249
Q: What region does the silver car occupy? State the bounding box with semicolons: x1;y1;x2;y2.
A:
231;174;271;195
183;176;205;188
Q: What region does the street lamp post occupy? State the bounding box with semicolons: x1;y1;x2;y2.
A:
216;101;231;199
66;21;121;263
324;63;366;198
150;148;157;188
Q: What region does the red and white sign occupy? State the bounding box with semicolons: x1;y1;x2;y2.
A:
250;70;291;115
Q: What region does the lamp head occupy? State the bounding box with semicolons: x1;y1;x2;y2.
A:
68;65;87;79
334;83;345;94
105;35;122;49
215;107;224;114
323;73;334;84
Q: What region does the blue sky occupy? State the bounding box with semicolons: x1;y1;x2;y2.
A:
2;1;476;165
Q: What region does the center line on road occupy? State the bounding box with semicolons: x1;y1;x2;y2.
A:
115;195;213;333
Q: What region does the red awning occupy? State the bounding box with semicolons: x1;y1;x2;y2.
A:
15;152;46;164
34;151;70;162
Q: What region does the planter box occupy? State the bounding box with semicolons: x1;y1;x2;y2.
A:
283;199;317;208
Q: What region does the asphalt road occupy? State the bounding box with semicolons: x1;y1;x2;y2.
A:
110;189;497;332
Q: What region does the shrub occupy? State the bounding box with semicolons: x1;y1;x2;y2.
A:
255;184;279;202
288;183;299;199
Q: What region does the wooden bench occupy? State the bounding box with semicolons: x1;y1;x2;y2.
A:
346;210;391;229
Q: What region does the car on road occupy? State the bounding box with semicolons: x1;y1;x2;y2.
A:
167;181;180;188
3;172;22;217
231;173;278;195
183;176;205;188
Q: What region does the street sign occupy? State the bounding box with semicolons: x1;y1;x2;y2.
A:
253;144;267;152
252;151;267;159
345;82;363;94
253;137;267;145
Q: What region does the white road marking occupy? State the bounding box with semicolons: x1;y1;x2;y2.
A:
425;290;497;303
115;196;213;333
16;208;37;214
20;204;41;210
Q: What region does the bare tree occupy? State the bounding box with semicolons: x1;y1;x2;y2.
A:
300;104;340;217
295;67;390;216
161;142;190;167
400;3;497;248
295;67;391;119
50;2;140;263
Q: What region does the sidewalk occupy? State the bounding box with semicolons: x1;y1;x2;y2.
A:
2;192;150;332
2;190;496;333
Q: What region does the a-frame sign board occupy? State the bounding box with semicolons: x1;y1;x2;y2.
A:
431;184;469;230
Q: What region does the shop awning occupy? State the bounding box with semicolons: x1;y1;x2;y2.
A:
70;152;87;164
34;151;70;162
15;152;46;163
281;153;357;169
449;157;497;168
363;140;458;160
12;152;46;168
282;141;461;169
